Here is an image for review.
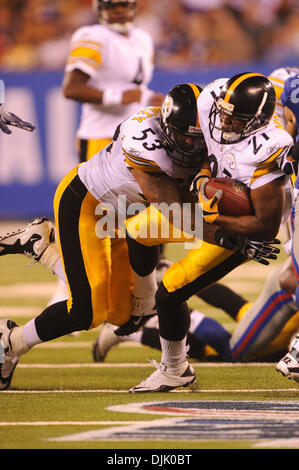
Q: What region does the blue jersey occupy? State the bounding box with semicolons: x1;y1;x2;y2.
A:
281;73;299;139
280;74;299;189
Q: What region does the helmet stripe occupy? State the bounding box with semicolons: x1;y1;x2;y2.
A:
224;72;265;103
187;83;201;128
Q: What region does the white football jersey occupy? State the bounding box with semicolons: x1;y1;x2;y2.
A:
197;78;294;222
269;67;299;128
78;106;196;212
65;23;155;139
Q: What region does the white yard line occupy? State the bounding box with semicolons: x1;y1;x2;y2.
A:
0;283;56;297
0;421;146;426
17;362;278;367
2;388;298;394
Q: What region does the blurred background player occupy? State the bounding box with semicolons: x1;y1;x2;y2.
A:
269;66;299;130
93;302;299;364
63;0;164;162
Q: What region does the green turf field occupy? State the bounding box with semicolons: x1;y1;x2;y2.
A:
0;241;298;451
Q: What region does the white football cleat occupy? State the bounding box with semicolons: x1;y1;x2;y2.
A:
92;323;124;362
276;333;299;382
129;360;197;393
0;319;19;390
0;217;55;261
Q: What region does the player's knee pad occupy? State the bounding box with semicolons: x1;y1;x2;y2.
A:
155;282;190;341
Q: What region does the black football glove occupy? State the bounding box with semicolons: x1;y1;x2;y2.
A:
0;106;35;134
215;228;280;265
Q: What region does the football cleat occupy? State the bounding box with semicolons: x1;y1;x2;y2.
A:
0;217;55;261
0;319;19;390
114;294;157;336
276;338;299;383
92;323;124;362
129;360;197;393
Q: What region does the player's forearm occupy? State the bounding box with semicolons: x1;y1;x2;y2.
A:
63;81;103;104
214;214;280;241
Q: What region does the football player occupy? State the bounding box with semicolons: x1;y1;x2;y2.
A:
53;0;164;307
0;82;277;391
124;73;294;393
228;72;299;368
63;0;164;162
93;306;299;364
275;72;299;382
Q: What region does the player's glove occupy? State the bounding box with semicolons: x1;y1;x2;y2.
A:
198;178;223;224
0;106;35;134
215;228;280;265
114;314;156;336
276;144;299;176
190;168;212;197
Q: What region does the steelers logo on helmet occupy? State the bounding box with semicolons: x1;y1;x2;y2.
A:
209;72;276;144
160;83;207;170
161;95;174;121
93;0;137;34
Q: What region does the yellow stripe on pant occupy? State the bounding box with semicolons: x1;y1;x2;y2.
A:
53;165;133;328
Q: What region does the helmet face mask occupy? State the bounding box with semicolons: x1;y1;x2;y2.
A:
93;0;137;33
209;73;276;144
160;84;207;170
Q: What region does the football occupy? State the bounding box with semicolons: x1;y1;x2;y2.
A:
204;177;253;216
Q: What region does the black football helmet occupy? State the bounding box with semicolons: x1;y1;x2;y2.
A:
93;0;137;33
160;83;207;169
209;73;276;144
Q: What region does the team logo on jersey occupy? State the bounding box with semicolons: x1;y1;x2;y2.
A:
161;95;174;121
227;153;236;169
127;147;141;157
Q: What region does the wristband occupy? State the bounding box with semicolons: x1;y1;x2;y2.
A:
102;89;123;106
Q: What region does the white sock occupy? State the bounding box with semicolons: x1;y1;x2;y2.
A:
160;336;188;371
133;270;157;299
9;320;42;356
52;259;67;284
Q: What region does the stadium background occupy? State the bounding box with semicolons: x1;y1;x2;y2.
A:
0;0;298;218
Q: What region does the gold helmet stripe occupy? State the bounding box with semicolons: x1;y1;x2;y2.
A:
224;73;265;103
187;83;201;127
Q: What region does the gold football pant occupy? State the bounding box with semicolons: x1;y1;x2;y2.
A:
126;206;248;301
77;137;112;162
53;165;134;329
